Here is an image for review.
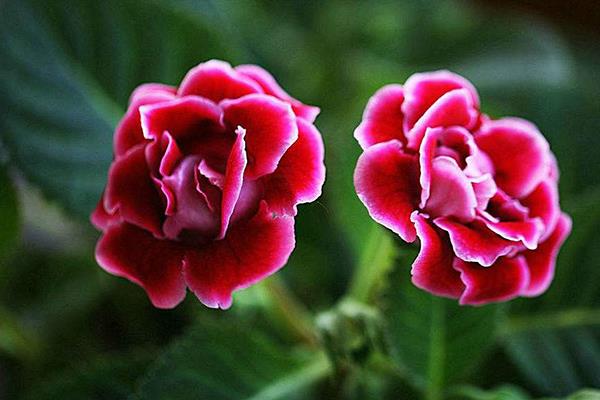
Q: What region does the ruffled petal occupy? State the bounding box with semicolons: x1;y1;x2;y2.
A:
91;195;119;231
218;127;248;239
235;64;320;122
453;256;530;305
411;213;464;298
178;60;262;102
139;96;222;141
354;140;419;242
104;145;164;236
402;70;480;133
407;88;479;149
354;84;406;149
425;156;477;222
95;222;186;309
479;212;544;250
114;84;176;156
222;94;298;179
475;118;551;198
145;131;184;178
434;217;517;266
183;202;295;309
522;213;572;297
471;174;497;210
130;83;177;102
263;118;325;215
521;179;560;241
418;127;440;207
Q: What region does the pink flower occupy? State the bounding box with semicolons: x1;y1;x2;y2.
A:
92;60;325;309
354;71;571;305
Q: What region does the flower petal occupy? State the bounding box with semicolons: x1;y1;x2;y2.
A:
407;88;479;149
162;157;220;240
130;83;177;102
470;174;497;210
522;213;572;297
114;84;176;156
475;118;550;198
222;94;298;179
140;96;222;141
434;217;517;266
354;84;406;149
411;213;464;298
95;222;186;309
104;145;164;236
354;140;419;242
453;256;530;305
183;202;295;309
235;64;320;122
402;70;479;133
218;127;248;239
418;127;440;208
479;212;544;250
521;179;560;241
145;131;183;178
178;60;262;102
425;156;477;222
263;118;325;215
91;195;119;231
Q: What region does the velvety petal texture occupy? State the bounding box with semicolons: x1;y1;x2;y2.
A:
411;213;464;298
92;60;325;309
354;84;406;149
96;223;186;309
353;70;570;305
183;203;295;309
354;140;419;242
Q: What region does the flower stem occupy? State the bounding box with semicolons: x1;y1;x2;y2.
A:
348;226;397;303
426;298;445;400
261;275;319;347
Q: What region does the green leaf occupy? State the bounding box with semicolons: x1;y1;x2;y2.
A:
449;385;531;400
135;315;330;400
0;0;243;219
0;166;19;258
379;247;505;396
449;386;600;400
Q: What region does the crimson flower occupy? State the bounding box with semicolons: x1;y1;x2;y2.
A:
92;60;325;309
354;71;571;305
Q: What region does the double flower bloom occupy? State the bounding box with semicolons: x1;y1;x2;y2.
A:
92;61;570;309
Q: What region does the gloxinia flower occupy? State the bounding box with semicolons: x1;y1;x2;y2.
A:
354;71;571;305
92;60;325;309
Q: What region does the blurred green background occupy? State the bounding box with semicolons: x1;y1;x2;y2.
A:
0;0;599;399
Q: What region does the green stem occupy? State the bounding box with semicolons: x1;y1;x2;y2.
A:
502;308;600;336
348;226;396;303
426;298;445;400
261;275;319;347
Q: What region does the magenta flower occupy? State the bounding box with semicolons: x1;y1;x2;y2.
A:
354;71;571;305
92;60;325;309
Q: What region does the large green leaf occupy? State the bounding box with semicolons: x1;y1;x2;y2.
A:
0;0;243;219
379;246;505;397
450;386;600;400
135;315;330;400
